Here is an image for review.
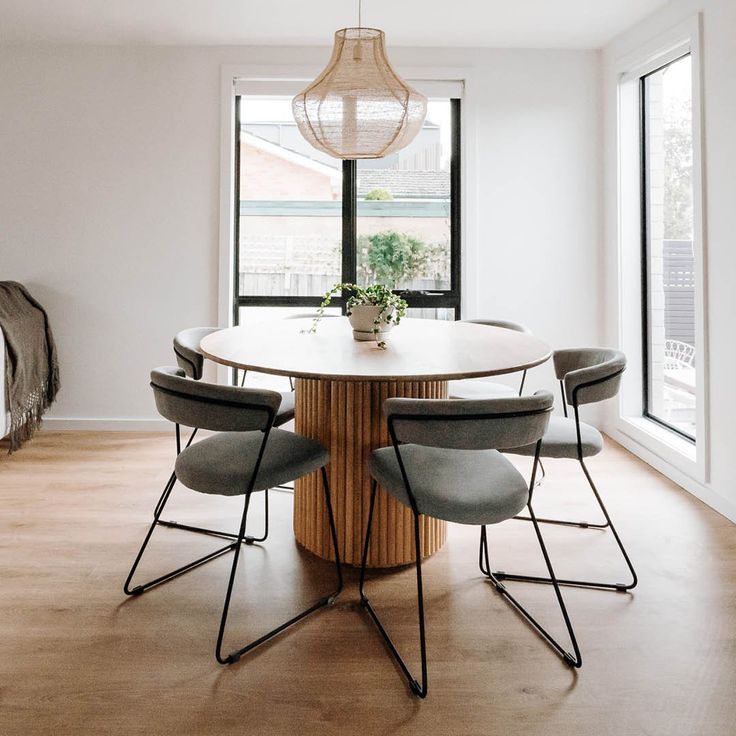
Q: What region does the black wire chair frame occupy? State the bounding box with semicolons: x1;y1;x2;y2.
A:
359;406;581;699
154;359;297;546
494;366;638;593
124;384;343;664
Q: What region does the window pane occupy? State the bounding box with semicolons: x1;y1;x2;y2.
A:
238;96;342;297
643;55;696;439
405;307;455;321
238;306;341;323
356;100;452;291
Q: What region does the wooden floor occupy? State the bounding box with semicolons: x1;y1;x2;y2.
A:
1;431;734;735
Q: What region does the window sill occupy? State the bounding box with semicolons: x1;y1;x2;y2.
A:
612;414;703;484
605;412;736;522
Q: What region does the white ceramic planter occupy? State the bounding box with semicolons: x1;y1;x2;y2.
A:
348;304;395;341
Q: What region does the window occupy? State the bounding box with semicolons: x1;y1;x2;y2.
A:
613;15;707;486
641;53;697;441
232;86;461;326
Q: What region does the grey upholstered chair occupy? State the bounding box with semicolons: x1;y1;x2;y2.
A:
492;348;637;593
160;327;295;545
448;319;532;400
173;327;219;381
359;391;581;698
124;367;342;664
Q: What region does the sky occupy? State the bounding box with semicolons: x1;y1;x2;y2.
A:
242;96;452;166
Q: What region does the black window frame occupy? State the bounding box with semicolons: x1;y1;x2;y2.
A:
232;96;462;321
639;53;696;444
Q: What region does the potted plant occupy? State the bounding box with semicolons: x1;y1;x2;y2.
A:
308;283;408;349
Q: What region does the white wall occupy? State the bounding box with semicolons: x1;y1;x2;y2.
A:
461;49;603;369
0;47;223;428
602;0;736;518
0;44;601;425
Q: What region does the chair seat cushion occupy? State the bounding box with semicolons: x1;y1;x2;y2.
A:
368;445;529;526
448;378;516;400
503;416;603;459
175;428;328;496
275;391;295;426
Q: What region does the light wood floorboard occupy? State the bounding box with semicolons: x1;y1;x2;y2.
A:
0;431;734;735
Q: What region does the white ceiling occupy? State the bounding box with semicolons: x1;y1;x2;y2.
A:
0;0;671;49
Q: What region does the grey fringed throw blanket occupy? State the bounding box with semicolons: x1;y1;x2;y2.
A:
0;282;60;451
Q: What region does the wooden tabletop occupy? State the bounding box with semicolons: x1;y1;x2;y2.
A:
200;318;551;382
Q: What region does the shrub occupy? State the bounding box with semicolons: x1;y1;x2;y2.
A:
358;231;428;289
364;188;394;201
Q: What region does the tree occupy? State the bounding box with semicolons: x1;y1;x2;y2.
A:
663;97;693;240
358;231;428;288
364;188;394;201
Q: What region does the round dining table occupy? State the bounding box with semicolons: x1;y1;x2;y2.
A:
200;318;551;568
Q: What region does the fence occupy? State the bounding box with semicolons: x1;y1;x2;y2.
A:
238;233;451;297
663;239;695;347
239;272;447;299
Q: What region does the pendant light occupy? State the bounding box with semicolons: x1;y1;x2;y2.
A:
292;0;427;159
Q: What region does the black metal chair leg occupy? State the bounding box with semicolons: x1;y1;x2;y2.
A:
153;470;177;518
321;467;344;595
153;425;196;518
216;467;342;665
480;517;582;668
514;456;609;528
513;512;610;529
518;369;527;396
578;459;637;588
515;455;609;527
123;472;236;596
479;518;497;576
532;458;547;489
493;459;637;592
358;480;378;599
360;480;428;698
215;493;252;664
156;489;270;544
245;489;269;543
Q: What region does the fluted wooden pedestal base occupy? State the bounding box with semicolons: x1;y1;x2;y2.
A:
294;378;448;567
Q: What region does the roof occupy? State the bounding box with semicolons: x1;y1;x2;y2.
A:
243;131;341;180
357;169;450;199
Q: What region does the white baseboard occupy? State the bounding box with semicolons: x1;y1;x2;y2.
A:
42;418;170;432
607;427;736;524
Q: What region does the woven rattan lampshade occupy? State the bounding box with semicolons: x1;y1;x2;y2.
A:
292;27;427;159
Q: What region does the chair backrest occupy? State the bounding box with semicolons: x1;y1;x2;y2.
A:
463;319;531;334
553;348;626;407
173;327;219;380
384;391;553;451
151;367;282;432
